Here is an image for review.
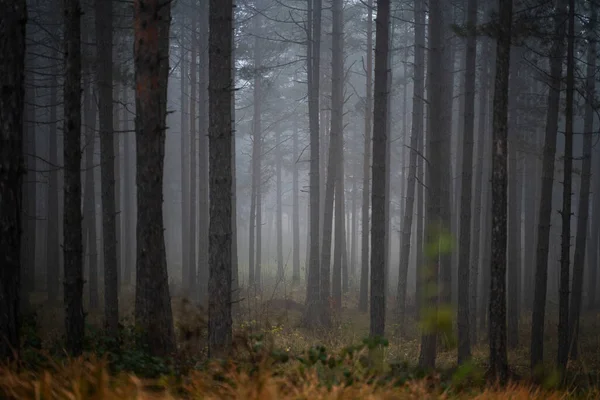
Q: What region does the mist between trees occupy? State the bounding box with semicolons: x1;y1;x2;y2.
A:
1;0;600;392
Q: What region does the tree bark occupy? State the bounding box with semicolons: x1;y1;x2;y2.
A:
63;0;85;356
470;36;489;345
188;9;198;297
557;0;575;371
83;76;98;309
47;50;60;305
198;0;210;305
457;0;477;364
133;0;176;358
304;0;323;325
96;0;119;336
370;0;390;339
488;0;512;383
530;0;567;370
568;2;596;360
293;123;301;283
180;15;189;294
397;0;424;329
0;0;27;361
359;0;373;313
208;0;234;357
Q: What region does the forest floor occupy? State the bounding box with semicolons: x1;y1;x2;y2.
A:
3;282;600;399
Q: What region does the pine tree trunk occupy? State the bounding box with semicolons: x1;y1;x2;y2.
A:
180;19;189;294
133;0;176;358
0;0;27;361
198;0;210;305
47;53;60;304
83;76;98;309
188;10;198;297
557;0;575;371
531;0;567;370
457;0;477;364
397;0;424;329
304;0;323;325
470;36;489;345
569;3;596;359
208;0;234;357
96;0;119;336
63;0;85;356
488;0;512;383
370;0;390;339
359;0;373;313
276;128;284;280
293;123;301;284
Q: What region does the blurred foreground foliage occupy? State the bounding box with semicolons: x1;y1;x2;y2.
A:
2;311;600;399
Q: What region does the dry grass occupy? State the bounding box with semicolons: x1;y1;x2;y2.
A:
8;282;600;399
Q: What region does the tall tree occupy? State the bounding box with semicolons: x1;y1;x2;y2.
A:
370;0;390;339
47;46;60;305
0;0;27;362
133;0;176;358
63;0;85;356
276;127;284;281
83;77;99;309
198;0;210;305
208;0;234;357
530;0;567;370
180;12;189;295
304;0;323;324
488;0;512;383
331;0;345;311
457;0;477;364
419;0;446;369
292;123;301;284
320;0;344;322
396;0;425;329
573;4;597;345
96;0;119;336
557;0;575;372
359;0;373;313
188;7;198;297
249;7;263;289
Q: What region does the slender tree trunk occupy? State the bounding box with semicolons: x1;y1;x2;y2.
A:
332;3;345;302
63;0;85;356
488;0;512;383
276;128;284;280
188;10;198;297
568;2;595;359
198;0;210;304
397;0;424;328
457;0;477;364
0;0;27;361
419;0;447;369
47;53;60;304
250;10;263;290
320;0;343;322
557;0;575;371
506;50;521;349
133;0;176;358
83;77;98;309
304;0;323;324
96;0;119;336
471;36;489;345
123;83;135;286
180;18;189;294
293;124;301;283
370;0;390;339
531;0;567;370
359;0;373;313
208;0;234;357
